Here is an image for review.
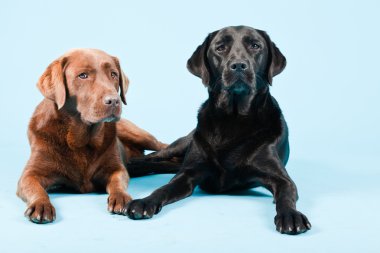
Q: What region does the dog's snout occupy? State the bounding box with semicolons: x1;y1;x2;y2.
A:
103;95;120;107
230;61;248;72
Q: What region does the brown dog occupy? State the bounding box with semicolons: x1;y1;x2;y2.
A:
17;49;166;224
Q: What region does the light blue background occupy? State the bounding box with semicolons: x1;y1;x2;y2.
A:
0;0;379;252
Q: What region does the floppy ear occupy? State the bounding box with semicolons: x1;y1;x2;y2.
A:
187;31;219;87
257;30;286;85
113;57;129;105
37;57;67;109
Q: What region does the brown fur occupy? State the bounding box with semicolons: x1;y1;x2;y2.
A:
17;49;166;224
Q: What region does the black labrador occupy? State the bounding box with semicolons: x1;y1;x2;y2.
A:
125;26;311;235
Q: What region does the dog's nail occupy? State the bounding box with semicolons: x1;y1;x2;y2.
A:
131;209;135;213
307;223;312;229
296;226;300;232
143;210;147;216
288;227;292;232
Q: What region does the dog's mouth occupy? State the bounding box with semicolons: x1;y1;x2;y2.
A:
226;81;251;96
215;79;256;116
82;106;122;125
100;114;120;123
82;114;121;125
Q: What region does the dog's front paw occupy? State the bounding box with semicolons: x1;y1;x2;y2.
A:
124;198;162;219
24;200;56;224
275;209;311;235
108;192;132;214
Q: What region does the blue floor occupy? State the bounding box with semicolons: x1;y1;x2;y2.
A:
1;0;379;252
1;146;379;253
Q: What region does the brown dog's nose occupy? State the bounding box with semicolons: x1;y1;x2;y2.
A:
230;61;248;72
104;95;120;107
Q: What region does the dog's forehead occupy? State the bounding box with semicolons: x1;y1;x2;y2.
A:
214;26;263;42
65;49;117;69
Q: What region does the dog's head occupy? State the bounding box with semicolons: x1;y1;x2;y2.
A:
187;26;286;115
37;48;129;124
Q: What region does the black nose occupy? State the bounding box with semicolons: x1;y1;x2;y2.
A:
104;95;120;106
230;61;248;72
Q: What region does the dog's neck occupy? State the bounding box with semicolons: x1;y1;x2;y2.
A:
50;105;106;150
65;117;105;150
207;83;273;118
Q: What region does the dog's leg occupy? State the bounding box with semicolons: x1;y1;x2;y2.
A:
17;170;56;224
125;141;209;219
125;165;208;219
142;130;194;161
116;119;167;153
249;153;311;235
126;130;194;177
269;174;311;235
93;167;132;214
106;169;133;214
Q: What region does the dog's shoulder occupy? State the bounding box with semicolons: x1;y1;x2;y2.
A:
27;99;65;147
29;99;59;130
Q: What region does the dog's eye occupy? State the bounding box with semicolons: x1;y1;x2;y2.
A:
216;45;226;52
249;43;260;50
78;73;88;79
111;72;118;79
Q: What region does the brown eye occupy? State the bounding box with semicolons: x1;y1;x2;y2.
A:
249;43;260;50
111;72;118;79
216;45;226;52
78;73;88;79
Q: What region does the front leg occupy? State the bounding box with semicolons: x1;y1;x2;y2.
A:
125;140;210;219
105;169;132;214
17;169;56;224
250;155;311;235
269;175;311;234
126;132;229;219
93;165;132;215
125;164;209;219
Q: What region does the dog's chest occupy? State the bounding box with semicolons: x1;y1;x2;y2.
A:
62;145;113;193
59;123;118;192
206;120;259;151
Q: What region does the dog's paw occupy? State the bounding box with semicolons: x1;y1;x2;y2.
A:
275;209;311;235
24;200;56;224
124;198;162;220
108;192;132;214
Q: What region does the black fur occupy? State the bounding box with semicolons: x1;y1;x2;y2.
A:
126;26;311;235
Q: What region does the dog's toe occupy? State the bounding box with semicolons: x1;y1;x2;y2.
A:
275;209;311;235
26;201;55;224
108;192;132;214
125;198;161;220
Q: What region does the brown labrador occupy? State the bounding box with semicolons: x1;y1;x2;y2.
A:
17;48;166;224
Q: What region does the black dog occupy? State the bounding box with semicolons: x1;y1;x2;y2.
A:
125;26;311;235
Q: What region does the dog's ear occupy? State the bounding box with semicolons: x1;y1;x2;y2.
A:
37;57;67;109
113;57;129;105
187;30;219;87
257;30;286;85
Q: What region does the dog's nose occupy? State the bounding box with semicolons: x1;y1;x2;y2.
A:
103;95;120;107
230;61;248;72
